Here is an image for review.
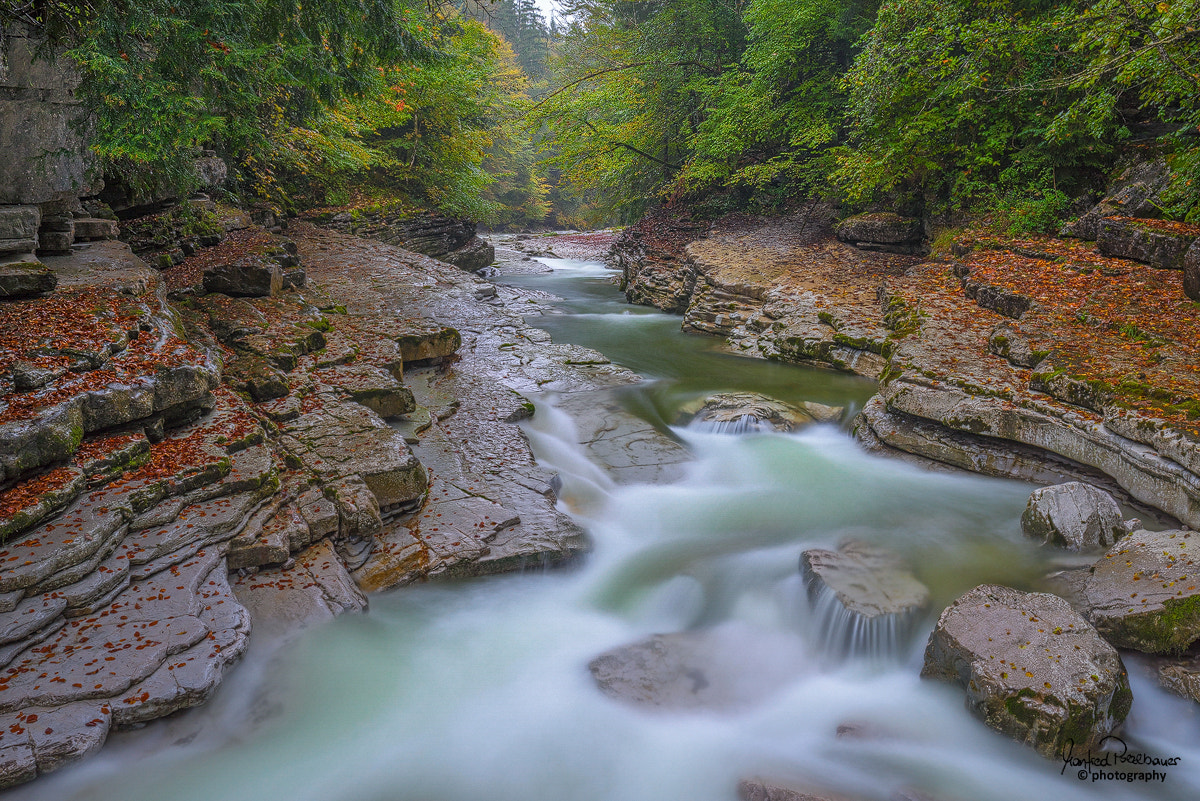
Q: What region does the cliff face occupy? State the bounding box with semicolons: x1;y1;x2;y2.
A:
0;22;99;209
613;208;1200;531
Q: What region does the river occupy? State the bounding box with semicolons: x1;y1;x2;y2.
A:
13;254;1200;801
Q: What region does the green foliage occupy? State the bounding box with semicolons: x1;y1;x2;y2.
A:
535;0;1194;231
1057;0;1200;222
61;0;431;197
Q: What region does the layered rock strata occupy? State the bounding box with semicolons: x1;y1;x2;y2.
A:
0;217;621;787
613;210;1200;531
314;208;494;272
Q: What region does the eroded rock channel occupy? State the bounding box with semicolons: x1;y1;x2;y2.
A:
4;219;1200;801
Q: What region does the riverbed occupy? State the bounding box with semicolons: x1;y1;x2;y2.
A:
13;251;1200;801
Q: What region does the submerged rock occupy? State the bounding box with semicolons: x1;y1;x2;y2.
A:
677;391;814;434
738;778;858;801
922;584;1131;758
801;541;929;658
588;626;808;711
1084;528;1200;654
1020;482;1125;551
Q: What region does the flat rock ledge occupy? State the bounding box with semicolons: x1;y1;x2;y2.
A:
922;584;1132;759
1084;528;1200;654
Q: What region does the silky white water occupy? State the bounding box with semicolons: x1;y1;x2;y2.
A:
14;257;1200;801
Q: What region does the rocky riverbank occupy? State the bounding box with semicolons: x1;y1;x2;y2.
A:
612;200;1200;762
0;212;640;787
613;206;1200;529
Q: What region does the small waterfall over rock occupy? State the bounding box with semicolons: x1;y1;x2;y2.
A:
677;391;816;435
686;413;771;435
801;541;930;662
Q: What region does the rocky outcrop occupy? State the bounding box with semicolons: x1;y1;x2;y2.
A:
1184;239;1200;301
0;218;609;788
0;23;100;208
616;206;1200;532
0;206;40;256
1083;528;1200;654
1062;160;1173;241
1020;482;1125;550
201;241;303;297
835;212;924;255
868;376;1200;530
1097;217;1198;271
611;209;707;313
922;584;1132;758
315;208;494;272
0;258;56;299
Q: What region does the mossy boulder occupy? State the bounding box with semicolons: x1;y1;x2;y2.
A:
1084;528;1200;654
922;584;1131;759
0;259;56;299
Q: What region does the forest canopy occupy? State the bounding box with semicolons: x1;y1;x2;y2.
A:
13;0;1200;229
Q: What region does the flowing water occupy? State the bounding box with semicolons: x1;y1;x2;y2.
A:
16;256;1200;801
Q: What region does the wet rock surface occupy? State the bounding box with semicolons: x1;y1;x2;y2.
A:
0;219;657;787
801;541;929;619
1084;528;1200;654
922;584;1131;758
1020;482;1125;551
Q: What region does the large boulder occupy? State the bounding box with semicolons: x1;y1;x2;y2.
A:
677;391;815;434
1084;528;1200;654
801;541;929;657
1184;239;1200;302
1020;482;1125;551
442;235;495;272
1097;217;1198;271
922;584;1131;758
835;213;923;255
202;255;282;297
